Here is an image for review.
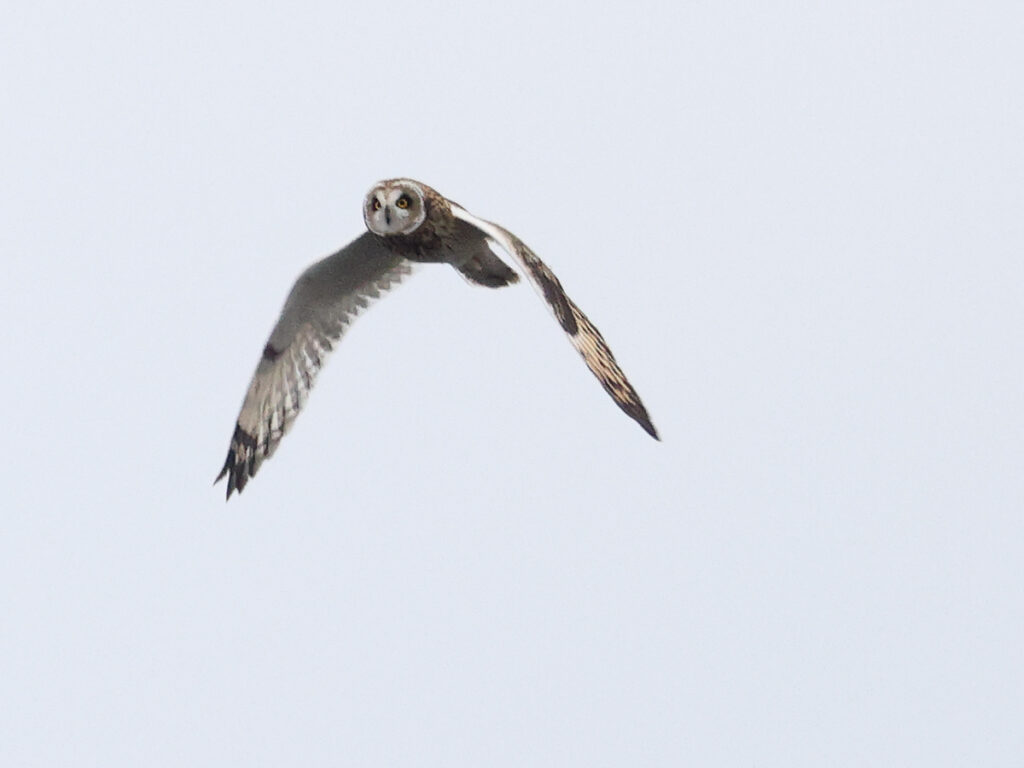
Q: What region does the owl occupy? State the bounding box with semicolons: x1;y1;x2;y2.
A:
216;178;658;499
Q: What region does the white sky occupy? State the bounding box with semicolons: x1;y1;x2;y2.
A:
2;1;1022;765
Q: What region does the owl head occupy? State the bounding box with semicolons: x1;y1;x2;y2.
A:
363;179;428;236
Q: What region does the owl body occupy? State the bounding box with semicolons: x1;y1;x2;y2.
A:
365;179;520;286
364;178;455;262
216;177;657;499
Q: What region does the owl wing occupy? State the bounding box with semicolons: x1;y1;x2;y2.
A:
216;232;413;499
448;204;659;440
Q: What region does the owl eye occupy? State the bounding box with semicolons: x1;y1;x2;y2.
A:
396;195;411;210
371;199;382;211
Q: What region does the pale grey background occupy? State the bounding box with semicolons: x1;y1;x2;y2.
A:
2;1;1022;765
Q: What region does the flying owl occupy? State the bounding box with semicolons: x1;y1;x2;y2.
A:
216;179;658;499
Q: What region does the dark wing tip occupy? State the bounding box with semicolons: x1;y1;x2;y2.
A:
564;300;659;442
213;451;239;501
214;425;259;501
635;412;660;441
616;397;660;441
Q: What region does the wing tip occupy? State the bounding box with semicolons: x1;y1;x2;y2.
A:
214;425;259;501
213;452;241;501
625;403;660;441
639;417;661;441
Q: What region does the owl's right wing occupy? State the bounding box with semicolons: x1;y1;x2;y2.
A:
449;203;659;441
216;232;413;499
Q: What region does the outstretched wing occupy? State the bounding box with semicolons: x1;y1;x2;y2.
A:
448;204;659;440
216;233;413;499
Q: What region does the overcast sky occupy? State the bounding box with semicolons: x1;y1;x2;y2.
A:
2;2;1022;765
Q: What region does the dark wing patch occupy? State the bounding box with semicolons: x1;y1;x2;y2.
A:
524;254;577;335
216;233;413;499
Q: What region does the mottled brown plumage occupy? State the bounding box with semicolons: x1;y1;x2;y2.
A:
376;182;457;260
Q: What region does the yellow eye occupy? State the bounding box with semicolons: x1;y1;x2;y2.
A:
396;196;410;209
372;199;381;211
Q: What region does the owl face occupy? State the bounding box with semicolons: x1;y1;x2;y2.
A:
363;179;427;236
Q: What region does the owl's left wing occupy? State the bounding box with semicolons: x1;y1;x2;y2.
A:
449;204;659;440
216;233;414;499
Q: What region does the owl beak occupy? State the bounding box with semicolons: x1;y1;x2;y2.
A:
384;206;391;226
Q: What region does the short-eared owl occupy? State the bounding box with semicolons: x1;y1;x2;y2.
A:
216;178;658;499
